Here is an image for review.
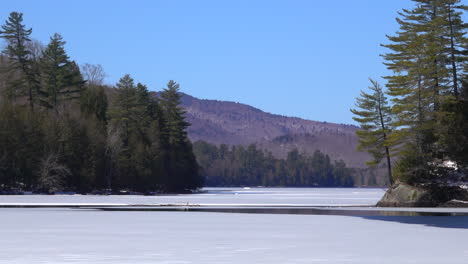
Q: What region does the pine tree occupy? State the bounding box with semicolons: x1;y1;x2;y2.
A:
159;80;202;191
108;74;139;188
380;0;467;183
160;80;190;146
0;12;39;108
144;94;167;190
109;74;138;148
80;84;108;122
351;79;394;185
443;0;467;98
434;1;468;165
382;3;440;163
40;33;84;111
79;78;109;190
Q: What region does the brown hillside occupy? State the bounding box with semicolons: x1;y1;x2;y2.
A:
180;94;371;169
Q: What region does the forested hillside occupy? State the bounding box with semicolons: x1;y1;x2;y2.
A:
181;93;370;169
0;11;388;192
0;12;202;193
179;93;387;186
193;141;354;187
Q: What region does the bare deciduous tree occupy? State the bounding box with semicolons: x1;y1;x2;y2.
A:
105;123;122;189
38;153;71;193
25;39;44;62
81;63;106;86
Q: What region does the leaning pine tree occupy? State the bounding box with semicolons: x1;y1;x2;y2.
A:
351;79;394;185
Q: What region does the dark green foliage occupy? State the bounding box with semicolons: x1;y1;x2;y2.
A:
0;104;44;190
80;84;108;122
0;12;39;108
355;0;468;184
39;33;84;110
351;79;394;185
437;93;468;165
192;141;354;187
0;12;202;193
104;76;202;192
159;81;203;191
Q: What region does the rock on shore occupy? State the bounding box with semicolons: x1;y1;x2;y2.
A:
377;182;468;207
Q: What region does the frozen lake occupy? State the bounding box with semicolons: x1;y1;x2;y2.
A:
1;188;468;264
0;187;385;206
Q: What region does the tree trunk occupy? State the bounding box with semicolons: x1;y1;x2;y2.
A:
378;95;393;186
447;4;459;98
384;145;393;186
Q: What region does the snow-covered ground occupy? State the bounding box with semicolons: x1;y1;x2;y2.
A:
1;188;468;264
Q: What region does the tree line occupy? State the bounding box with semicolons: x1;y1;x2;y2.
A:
0;12;203;193
351;0;467;184
193;141;354;187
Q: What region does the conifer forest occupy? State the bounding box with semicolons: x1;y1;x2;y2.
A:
0;12;202;193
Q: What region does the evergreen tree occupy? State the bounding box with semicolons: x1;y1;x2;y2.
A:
80;84;108;122
108;74;140;188
160;80;202;191
160;80;190;146
144;95;167;190
0;12;38;108
0;103;44;190
109;75;138;149
379;0;467;183
443;0;467;98
435;0;468;166
382;3;438;164
40;33;84;111
351;79;394;185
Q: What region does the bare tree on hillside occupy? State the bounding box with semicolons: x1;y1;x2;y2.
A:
81;63;106;86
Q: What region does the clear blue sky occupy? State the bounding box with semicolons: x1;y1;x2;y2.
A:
1;0;417;124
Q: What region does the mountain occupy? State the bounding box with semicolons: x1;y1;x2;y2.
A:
180;94;370;169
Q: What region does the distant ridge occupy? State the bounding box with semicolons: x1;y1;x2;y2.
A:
179;93;371;169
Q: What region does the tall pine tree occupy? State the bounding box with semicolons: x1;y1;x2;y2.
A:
159;80;202;191
0;12;39;108
380;0;467;183
40;33;84;111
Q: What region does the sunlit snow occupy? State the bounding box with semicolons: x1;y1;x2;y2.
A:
1;188;468;264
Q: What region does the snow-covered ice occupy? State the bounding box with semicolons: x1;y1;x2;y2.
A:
1;188;468;264
0;187;386;206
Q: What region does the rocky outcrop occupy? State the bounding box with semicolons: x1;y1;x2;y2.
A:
377;182;468;207
377;183;431;207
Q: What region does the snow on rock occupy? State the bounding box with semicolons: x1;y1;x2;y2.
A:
441;160;458;170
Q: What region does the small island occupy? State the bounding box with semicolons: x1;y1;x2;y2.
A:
350;0;468;207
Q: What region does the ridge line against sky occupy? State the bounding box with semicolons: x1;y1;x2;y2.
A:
1;0;422;124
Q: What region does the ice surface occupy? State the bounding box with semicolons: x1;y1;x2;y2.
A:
1;188;468;264
1;209;468;264
0;187;386;206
